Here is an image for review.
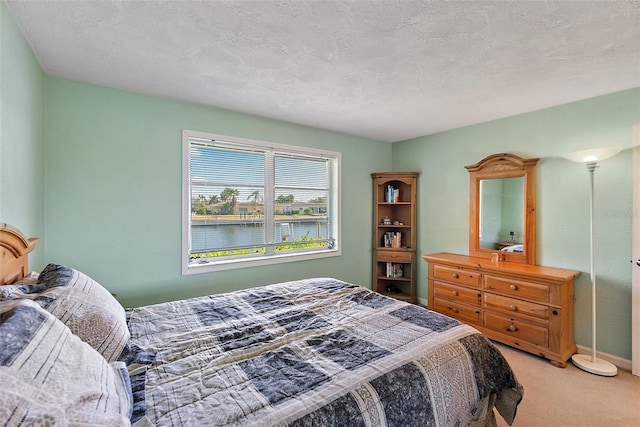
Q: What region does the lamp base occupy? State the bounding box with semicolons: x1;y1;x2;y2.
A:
571;353;617;377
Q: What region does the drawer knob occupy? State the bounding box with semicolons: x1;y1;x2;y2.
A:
452;273;459;279
509;305;517;312
507;324;518;332
509;284;518;291
450;307;459;314
452;290;459;296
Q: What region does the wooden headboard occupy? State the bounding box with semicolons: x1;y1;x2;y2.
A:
0;223;40;285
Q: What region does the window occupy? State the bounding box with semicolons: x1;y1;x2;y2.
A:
182;130;341;274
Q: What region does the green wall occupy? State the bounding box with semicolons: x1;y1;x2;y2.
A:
393;87;640;360
44;77;391;307
478;178;502;247
500;176;524;243
0;1;45;267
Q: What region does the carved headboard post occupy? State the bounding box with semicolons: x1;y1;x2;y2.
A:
0;223;40;285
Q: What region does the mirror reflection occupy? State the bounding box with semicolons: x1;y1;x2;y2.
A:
479;177;524;252
466;153;538;264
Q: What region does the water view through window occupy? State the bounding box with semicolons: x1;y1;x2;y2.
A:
184;132;340;270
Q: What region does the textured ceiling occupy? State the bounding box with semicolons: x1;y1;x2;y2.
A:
6;0;640;142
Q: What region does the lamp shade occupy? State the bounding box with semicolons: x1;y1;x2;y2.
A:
563;147;623;163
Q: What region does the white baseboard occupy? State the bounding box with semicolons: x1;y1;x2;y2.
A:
415;298;634;372
575;345;632;372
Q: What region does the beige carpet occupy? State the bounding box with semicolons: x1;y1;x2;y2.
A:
493;343;640;427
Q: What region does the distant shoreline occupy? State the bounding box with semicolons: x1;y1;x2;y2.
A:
191;214;327;223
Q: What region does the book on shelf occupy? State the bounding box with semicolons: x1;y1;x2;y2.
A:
385;185;399;203
385;262;404;278
383;231;402;248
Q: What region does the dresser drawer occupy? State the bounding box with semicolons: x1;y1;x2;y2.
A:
433;265;481;288
434;281;481;307
424;252;578;366
484;293;548;321
378;251;413;263
484;275;549;303
484;312;548;347
434;298;481;325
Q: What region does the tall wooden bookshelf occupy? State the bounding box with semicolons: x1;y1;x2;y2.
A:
371;172;418;303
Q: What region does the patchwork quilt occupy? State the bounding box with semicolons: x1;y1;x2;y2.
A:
126;278;523;426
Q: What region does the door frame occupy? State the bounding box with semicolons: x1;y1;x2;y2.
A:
633;125;639;376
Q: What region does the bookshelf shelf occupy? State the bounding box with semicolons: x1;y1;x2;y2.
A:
371;172;418;303
376;276;411;281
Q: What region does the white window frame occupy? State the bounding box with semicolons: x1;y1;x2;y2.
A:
182;129;341;274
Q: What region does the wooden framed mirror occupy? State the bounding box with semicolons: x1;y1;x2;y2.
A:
466;153;539;265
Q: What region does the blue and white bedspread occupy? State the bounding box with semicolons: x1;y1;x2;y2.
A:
126;278;523;427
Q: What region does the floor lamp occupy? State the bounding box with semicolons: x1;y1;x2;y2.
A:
564;146;622;377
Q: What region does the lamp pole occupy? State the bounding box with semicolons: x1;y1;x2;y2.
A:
587;161;597;365
569;158;618;376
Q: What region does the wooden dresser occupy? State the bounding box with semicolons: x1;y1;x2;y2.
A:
423;252;579;367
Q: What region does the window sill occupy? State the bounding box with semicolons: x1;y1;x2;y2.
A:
182;248;341;275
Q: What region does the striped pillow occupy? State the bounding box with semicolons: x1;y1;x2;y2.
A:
3;264;130;362
37;264;130;362
0;299;132;425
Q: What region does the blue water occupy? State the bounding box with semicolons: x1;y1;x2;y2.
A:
192;219;328;252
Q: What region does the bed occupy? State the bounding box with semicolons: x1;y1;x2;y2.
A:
500;244;524;253
0;224;523;426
